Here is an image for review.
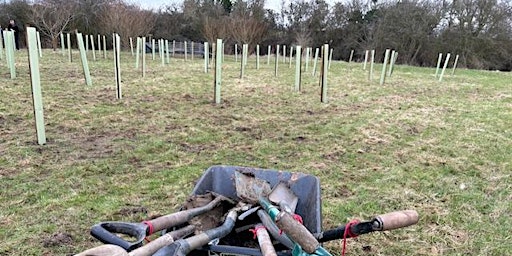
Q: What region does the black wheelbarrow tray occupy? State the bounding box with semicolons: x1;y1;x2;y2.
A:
184;165;322;256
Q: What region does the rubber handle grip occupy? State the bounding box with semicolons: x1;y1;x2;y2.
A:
90;222;147;251
275;211;319;254
374;210;419;231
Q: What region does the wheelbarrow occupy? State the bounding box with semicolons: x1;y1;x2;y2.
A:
180;165;418;256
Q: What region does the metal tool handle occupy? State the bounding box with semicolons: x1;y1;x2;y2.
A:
128;225;195;256
373;210;419;231
90;222;147;251
275;211;319;254
90;195;224;251
151;196;223;231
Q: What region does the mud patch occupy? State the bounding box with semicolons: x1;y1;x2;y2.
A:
116;206;148;216
42;232;73;247
183;193;225;234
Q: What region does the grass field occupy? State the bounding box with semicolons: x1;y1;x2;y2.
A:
0;48;511;255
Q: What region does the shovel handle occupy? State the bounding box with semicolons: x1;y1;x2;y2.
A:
275;211;319;254
254;224;278;256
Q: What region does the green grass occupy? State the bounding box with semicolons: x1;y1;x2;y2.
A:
0;49;511;255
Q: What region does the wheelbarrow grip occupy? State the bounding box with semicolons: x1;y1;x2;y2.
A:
275;211;319;254
314;210;419;243
373;210;419;231
90;222;147;251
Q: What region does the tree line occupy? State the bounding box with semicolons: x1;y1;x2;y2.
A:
2;0;511;70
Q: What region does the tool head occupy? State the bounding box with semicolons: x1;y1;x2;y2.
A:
268;182;298;213
234;171;272;204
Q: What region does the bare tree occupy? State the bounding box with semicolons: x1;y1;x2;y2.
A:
99;1;156;48
30;0;77;50
229;16;267;52
229;0;268;52
202;16;229;45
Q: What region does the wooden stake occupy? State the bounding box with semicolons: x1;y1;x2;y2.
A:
103;35;107;59
36;31;42;58
380;49;390;85
191;41;194;60
363;50;369;70
165;40;170;64
369;49;375;81
439;53;451;82
97;34;101;58
114;34;122;99
274;45;280;77
349;49;354;63
204;42;209;73
152;39;156;60
452;54;459;75
90;35;96;61
184;41;188;61
142;37;146;77
435;53;442;77
85;34;88;53
27;27;46;145
67;33;72;62
172;40;175;57
321;44;329;103
60;33;65;55
390;51;398;76
312;48;319;76
267;45;271;65
242;43;248;66
289;46;293;68
160;39;165;66
387;50;395;77
130;37;134;56
256;44;260;69
235;44;238;62
305;47;310;72
294;45;302;92
214;39;223;104
135;37;140;69
240;44;246;79
283;45;286;63
328;48;333;69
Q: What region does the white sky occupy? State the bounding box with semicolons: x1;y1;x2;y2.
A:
130;0;295;12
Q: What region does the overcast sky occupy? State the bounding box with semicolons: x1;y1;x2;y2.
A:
129;0;286;12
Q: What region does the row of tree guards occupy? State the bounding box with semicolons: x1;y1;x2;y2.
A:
2;29;461;145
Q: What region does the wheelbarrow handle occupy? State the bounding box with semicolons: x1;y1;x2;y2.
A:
90;195;225;251
314;210;419;243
